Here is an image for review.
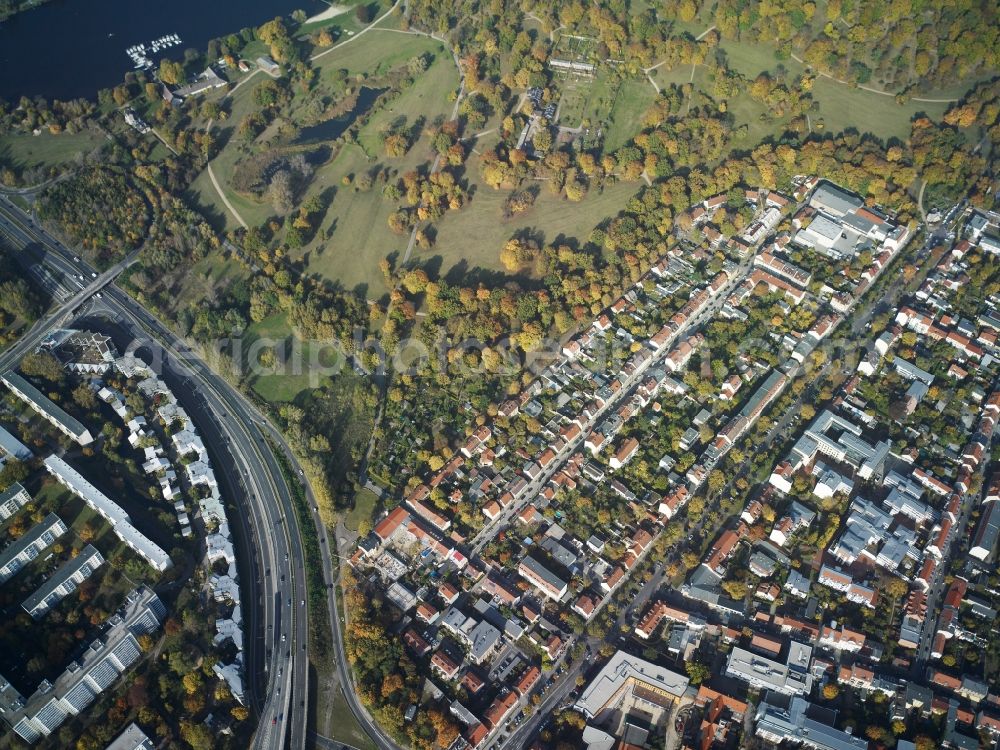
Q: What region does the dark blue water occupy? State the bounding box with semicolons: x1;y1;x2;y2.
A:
0;0;324;102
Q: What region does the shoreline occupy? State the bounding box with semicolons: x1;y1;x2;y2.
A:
305;3;349;24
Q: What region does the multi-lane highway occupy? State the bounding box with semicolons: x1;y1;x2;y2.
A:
0;196;309;750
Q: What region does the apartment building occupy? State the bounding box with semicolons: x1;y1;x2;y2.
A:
0;513;67;584
1;371;93;445
11;588;165;743
22;545;105;619
44;456;172;572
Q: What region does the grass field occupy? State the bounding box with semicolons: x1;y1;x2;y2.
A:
715;39;951;140
292;32;460;298
0;129;105;179
168;249;249;315
344;487;379;532
810;78;949;140
192;30;459;298
288;144;401;299
244;312;351;402
310;659;376;750
427;169;641;278
603;79;657;150
647;38;958;143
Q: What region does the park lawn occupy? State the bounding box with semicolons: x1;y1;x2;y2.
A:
714;37;974;141
344;487;379;532
189;74;286;230
186;167;239;231
427;169;641;278
354;35;459;155
0;128;105;175
603;78;657;151
310;27;444;79
809;77;949;140
245;312;348;402
164;249;250;316
725;91;789;148
289;144;403;300
717;39;794;80
292;33;459;298
650;61;698;90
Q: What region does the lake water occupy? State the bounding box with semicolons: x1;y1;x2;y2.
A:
0;0;324;102
296;86;386;143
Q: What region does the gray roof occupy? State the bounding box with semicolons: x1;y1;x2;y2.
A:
22;545;104;616
104;722;154;750
519;555;567;593
575;650;688;719
467;620;502;663
755;694;867;750
810;182;864;217
0;513;66;577
972;500;1000;558
727;646;813;696
1;371;89;440
0;424;31;461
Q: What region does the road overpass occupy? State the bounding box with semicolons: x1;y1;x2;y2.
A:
0;196;309;750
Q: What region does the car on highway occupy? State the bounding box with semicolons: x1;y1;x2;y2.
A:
281;633;286;642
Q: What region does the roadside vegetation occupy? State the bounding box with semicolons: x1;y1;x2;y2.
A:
0;2;996;744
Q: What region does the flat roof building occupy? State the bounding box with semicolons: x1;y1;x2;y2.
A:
105;722;154;750
0;513;67;584
754;692;868;750
22;545;105;619
575;650;688;723
809;182;865;219
44;456;172;572
11;588;165;743
726;645;813;696
787;409;890;480
1;371;93;445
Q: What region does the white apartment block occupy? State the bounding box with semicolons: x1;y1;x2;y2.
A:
0;513;67;584
44;456;172;572
22;545;105;619
0;482;31;522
